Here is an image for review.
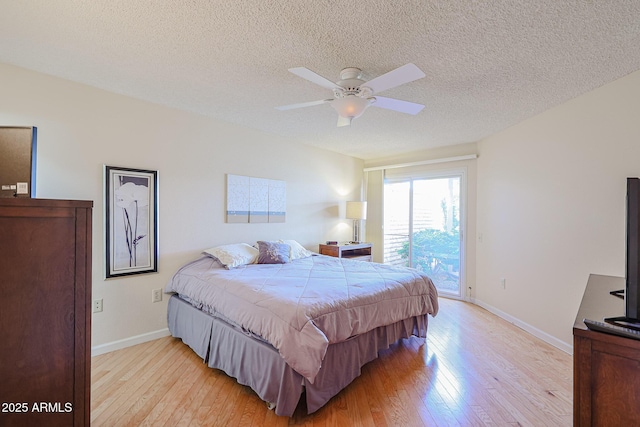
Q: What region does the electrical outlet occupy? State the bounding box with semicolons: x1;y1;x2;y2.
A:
500;278;506;290
152;288;162;303
93;298;103;313
16;182;29;194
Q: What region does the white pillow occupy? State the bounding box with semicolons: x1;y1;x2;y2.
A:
203;243;258;269
279;239;314;260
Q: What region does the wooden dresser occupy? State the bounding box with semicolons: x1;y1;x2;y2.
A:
573;274;640;426
0;198;92;427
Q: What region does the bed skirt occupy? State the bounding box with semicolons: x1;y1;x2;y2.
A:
167;294;429;417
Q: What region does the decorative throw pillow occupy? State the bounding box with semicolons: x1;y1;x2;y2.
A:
202;243;258;269
279;239;315;260
256;241;291;264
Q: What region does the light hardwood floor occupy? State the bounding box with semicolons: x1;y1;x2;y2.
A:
91;298;573;426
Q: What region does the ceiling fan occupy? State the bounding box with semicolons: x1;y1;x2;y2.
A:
276;63;426;127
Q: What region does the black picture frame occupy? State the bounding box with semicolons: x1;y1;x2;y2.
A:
104;165;158;278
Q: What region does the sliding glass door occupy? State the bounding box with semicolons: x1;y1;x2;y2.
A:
383;171;464;297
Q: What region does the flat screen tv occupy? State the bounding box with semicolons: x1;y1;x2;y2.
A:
606;177;640;329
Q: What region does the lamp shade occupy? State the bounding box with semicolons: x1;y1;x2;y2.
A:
331;96;371;119
346;201;367;220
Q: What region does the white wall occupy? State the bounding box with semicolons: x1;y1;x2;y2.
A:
0;63;363;351
476;68;640;350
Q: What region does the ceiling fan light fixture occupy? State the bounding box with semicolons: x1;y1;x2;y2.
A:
277;63;426;127
330;95;371;119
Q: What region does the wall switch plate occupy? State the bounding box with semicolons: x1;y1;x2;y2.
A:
93;298;103;313
152;289;162;303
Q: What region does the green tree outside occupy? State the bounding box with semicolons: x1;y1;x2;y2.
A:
398;200;460;281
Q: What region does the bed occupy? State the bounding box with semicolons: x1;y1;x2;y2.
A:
164;241;439;416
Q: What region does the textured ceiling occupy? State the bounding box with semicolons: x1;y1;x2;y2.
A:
2;1;640;160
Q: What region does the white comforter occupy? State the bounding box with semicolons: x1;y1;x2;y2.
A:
165;254;439;383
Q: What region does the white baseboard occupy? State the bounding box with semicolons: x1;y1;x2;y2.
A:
470;298;573;355
91;328;171;357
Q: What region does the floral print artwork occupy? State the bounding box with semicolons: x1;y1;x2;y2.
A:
105;166;157;278
114;179;149;269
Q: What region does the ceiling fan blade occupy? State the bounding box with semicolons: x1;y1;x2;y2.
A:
337;116;352;127
275;99;330;111
371;96;425;115
363;63;425;94
288;67;340;90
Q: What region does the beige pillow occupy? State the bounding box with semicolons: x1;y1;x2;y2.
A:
203;243;258;269
279;239;315;260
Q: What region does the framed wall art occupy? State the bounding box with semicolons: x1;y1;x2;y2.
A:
104;165;158;278
226;174;286;223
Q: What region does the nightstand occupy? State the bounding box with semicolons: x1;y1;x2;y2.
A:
318;243;372;262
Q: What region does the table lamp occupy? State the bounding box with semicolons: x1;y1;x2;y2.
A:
346;201;367;243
